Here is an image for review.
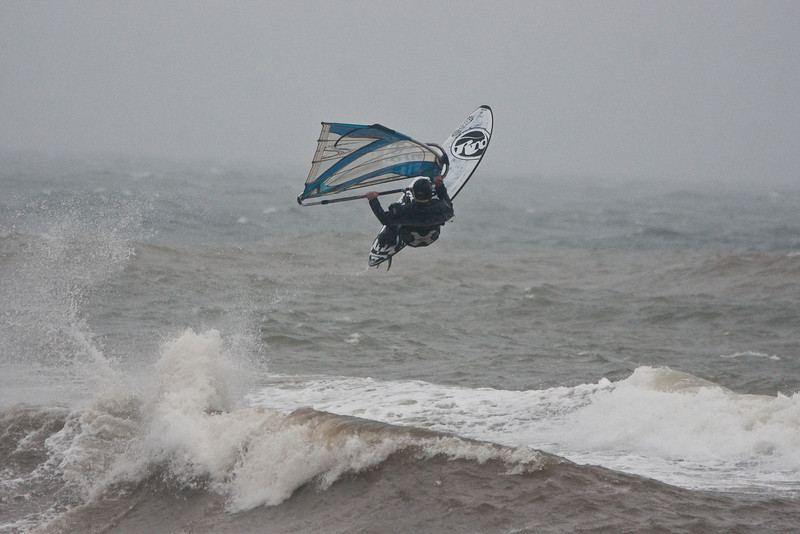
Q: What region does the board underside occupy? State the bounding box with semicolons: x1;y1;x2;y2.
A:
368;106;493;267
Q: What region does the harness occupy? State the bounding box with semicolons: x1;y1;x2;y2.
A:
401;227;441;247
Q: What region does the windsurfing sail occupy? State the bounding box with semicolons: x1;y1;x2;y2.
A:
297;122;443;205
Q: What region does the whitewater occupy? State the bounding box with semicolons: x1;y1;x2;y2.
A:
2;153;800;532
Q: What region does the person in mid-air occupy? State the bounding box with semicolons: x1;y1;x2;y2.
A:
366;175;454;249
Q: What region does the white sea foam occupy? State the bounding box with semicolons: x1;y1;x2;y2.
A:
721;351;781;361
34;328;545;515
21;325;800;521
550;367;800;490
345;332;362;345
249;366;800;494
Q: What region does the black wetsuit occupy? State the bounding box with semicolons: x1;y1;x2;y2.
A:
369;181;454;248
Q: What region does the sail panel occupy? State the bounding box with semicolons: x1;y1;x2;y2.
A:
299;122;441;201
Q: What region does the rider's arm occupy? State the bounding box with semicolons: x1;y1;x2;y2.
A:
367;194;391;225
433;176;454;221
368;191;412;225
433;176;452;205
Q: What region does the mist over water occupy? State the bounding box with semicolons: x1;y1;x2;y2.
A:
2;153;800;532
3;2;800;184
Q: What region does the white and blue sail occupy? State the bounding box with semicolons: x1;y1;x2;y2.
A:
297;122;443;205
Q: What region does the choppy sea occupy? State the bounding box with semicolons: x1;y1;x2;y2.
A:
2;152;800;533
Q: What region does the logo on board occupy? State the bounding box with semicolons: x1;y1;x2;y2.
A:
452;128;489;160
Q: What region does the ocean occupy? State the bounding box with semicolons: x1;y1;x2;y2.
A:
1;152;799;533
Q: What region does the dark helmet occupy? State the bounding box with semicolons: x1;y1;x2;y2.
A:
411;177;433;202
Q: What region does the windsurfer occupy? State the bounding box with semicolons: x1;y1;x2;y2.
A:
366;175;454;248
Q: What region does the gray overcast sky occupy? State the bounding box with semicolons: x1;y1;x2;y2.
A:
1;0;798;182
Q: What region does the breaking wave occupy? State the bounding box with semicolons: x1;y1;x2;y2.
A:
3;328;800;532
0;329;554;532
